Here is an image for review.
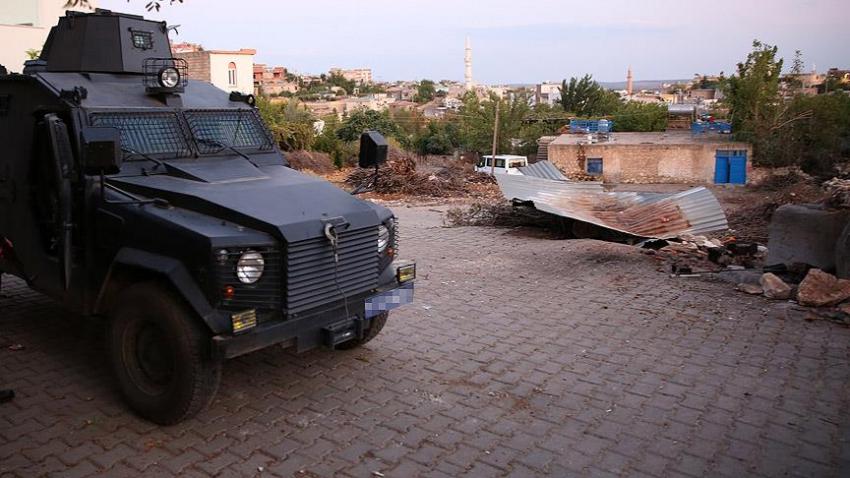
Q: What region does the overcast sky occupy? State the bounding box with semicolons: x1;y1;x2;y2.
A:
101;0;849;84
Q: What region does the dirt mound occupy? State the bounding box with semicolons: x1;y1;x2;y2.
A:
722;171;826;243
286;150;335;174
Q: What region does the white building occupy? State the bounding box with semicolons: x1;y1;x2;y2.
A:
534;82;561;107
0;0;96;73
328;67;373;85
172;43;255;95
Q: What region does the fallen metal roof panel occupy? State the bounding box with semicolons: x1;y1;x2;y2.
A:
518;160;568;181
496;175;728;239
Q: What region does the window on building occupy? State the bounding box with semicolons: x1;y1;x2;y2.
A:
227;62;237;87
586;158;603;175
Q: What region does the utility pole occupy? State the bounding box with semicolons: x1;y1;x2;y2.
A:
490;100;500;175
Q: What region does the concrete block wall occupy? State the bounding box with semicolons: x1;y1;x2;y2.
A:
549;141;753;184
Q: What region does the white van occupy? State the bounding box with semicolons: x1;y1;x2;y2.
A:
475;155;528;175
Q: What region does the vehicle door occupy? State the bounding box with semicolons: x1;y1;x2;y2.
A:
26;113;76;297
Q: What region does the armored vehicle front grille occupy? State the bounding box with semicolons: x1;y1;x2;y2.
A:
214;246;282;311
285;226;379;315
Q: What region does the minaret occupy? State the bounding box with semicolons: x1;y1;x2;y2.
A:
464;36;473;91
626;66;633;96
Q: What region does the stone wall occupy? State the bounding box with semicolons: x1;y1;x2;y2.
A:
549;141;753;184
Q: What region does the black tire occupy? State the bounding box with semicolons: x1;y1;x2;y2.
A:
108;282;221;425
336;312;388;350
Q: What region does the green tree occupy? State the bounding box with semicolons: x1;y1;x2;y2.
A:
413;122;457;156
760;94;850;175
414;80;436;104
558;74;621;117
327;72;356;95
723;40;850;175
612;102;668;132
25;49;40;60
458;91;535;155
256;97;316;151
336;109;400;143
724;40;784;161
513;103;564;156
313;114;356;168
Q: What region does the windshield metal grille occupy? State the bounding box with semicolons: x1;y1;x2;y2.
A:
89;112;192;157
185;109;274;154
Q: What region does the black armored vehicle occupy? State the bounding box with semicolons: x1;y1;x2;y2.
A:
0;9;415;424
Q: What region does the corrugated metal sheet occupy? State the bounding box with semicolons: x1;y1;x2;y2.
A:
518;160;568;181
496;175;728;239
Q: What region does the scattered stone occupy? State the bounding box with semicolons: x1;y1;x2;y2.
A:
726;265;746;271
797;269;850;307
737;283;764;295
761;273;792;300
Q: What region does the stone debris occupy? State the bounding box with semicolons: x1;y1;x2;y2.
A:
797;269;850;307
737;283;764;295
760;273;792;300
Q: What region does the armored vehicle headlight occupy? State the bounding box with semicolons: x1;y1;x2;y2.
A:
236;251;265;284
158;67;181;89
377;225;390;253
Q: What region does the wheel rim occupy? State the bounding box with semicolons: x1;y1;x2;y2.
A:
124;320;176;396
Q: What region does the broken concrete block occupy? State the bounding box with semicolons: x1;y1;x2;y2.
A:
837;223;850;279
767;204;850;271
797;268;850;307
760;273;792;300
737;283;764;295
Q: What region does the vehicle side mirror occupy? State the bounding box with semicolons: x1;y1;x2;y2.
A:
359;131;388;169
81;127;122;175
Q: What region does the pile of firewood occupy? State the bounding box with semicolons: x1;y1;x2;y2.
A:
345;154;495;198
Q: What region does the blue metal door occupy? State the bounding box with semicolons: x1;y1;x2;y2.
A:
714;152;730;184
728;152;747;184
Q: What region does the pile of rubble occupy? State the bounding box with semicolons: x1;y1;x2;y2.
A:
646;233;850;324
642;234;767;275
345;154;496;198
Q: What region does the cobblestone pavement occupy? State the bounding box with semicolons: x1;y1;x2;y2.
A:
1;206;849;477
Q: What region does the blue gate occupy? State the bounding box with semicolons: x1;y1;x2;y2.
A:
715;150;747;184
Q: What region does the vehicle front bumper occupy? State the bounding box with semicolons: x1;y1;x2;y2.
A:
211;260;415;360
